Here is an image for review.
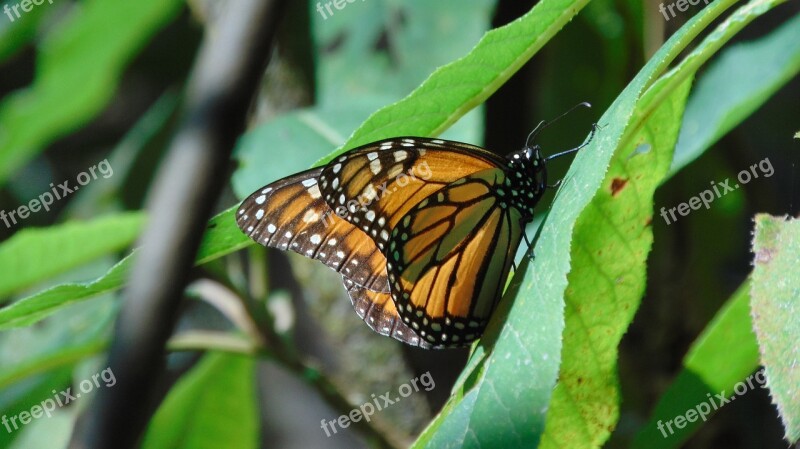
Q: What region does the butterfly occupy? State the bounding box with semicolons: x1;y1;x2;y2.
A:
236;122;589;349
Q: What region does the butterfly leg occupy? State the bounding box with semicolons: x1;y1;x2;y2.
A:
523;232;535;261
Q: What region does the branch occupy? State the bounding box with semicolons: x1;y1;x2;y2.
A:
68;1;288;448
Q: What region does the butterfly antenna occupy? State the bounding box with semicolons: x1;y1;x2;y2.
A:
545;121;600;162
526;102;592;148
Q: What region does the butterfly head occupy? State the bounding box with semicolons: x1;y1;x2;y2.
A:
505;143;548;220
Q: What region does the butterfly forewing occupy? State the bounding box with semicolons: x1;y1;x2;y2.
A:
236;168;390;292
385;168;525;347
318;138;505;253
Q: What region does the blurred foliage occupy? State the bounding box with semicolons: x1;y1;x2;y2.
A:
0;0;798;448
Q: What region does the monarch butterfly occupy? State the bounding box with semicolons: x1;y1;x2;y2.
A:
237;111;591;349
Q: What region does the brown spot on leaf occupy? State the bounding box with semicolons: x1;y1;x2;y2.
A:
644;216;652;226
610;178;628;196
755;248;775;264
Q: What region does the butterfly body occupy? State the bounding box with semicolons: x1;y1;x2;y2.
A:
237;137;553;349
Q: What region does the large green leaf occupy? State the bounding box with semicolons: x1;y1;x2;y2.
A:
536;0;789;446
0;0;184;185
141;352;259;449
751;214;800;443
539;73;692;449
632;281;760;448
0;212;145;300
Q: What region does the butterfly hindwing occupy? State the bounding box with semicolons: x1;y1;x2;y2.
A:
342;277;432;349
384;168;525;347
318;138;505;253
236;168;389;292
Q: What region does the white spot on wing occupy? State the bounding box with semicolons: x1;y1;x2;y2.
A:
387;164;403;179
302;209;320;223
370;159;382;175
301;178;317;187
361;184;377;201
308;185;322;199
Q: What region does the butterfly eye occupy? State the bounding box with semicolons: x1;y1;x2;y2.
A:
525;146;535;159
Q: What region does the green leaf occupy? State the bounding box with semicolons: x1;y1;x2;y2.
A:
0;0;51;61
670;10;800;176
632;281;761;448
751;214;800;443
0;254;130;330
0;212;145;300
0;206;247;329
0;338;109;390
196;208;251;265
0;0;184;186
0;290;116;449
536;0;788;446
539;63;692;449
141;352;258;449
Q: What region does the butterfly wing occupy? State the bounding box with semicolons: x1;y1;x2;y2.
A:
342;277;432;349
385;168;525;347
236;168;389;292
318;138;506;252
